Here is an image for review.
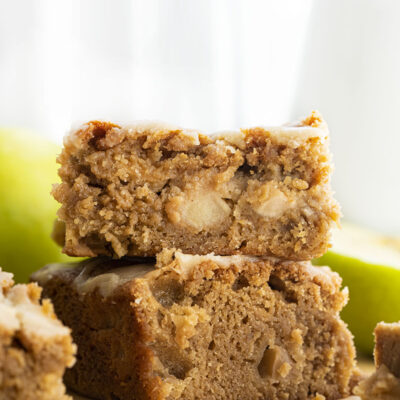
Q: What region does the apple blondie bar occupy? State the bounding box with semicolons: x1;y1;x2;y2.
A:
33;251;355;400
53;111;339;260
0;269;76;400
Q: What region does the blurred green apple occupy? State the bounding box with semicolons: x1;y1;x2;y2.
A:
313;222;400;355
0;128;71;282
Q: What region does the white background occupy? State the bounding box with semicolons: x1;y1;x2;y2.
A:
0;0;399;235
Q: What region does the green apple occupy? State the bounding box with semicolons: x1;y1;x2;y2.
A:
0;128;71;282
313;222;400;355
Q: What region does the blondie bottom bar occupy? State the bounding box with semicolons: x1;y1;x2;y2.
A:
33;251;355;400
53;111;339;259
0;269;76;400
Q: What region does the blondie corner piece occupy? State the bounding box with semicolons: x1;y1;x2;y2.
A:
33;252;355;400
0;268;76;400
53;111;339;260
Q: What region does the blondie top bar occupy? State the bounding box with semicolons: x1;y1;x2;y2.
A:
53;111;339;259
0;269;76;400
33;251;355;400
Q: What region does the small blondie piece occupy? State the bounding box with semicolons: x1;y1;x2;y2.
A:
53;111;339;259
350;322;400;400
374;322;400;377
33;251;355;400
0;269;76;400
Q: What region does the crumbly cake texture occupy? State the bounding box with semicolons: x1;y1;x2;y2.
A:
32;252;355;400
374;322;400;378
0;268;76;400
53;111;339;260
352;365;400;400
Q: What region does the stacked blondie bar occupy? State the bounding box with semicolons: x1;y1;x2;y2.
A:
32;111;356;400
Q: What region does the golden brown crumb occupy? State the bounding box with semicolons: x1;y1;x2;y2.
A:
353;365;400;400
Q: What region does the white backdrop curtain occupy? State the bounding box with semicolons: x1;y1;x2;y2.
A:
0;0;311;139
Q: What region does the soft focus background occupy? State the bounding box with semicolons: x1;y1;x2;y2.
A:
0;0;399;354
